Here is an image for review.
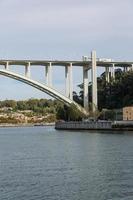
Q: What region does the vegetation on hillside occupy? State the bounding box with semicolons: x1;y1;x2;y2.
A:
0;99;61;114
0;99;62;124
0;99;85;122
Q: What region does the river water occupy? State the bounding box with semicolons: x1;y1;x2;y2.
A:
0;127;133;200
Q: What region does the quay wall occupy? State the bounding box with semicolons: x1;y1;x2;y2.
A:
55;121;112;130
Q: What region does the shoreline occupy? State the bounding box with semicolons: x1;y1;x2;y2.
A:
0;123;55;128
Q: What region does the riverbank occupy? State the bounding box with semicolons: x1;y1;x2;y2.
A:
0;122;55;128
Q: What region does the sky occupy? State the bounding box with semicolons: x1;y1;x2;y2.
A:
0;0;133;100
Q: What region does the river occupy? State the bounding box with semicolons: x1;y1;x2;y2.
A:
0;126;133;200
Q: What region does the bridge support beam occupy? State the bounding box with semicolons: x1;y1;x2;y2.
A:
46;62;52;87
91;50;97;112
83;66;89;111
25;62;30;78
5;62;9;70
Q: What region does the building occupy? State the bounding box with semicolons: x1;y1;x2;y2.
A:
123;106;133;121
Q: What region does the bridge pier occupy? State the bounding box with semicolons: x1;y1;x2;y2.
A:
65;63;73;100
69;63;73;100
5;62;9;70
46;62;52;87
111;64;115;80
124;66;128;72
83;66;89;111
25;62;30;78
110;66;113;78
65;66;69;98
105;67;110;82
91;50;97;112
127;66;131;71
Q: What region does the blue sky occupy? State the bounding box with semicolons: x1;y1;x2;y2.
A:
0;0;133;99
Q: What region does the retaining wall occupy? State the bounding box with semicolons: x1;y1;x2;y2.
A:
55;121;112;130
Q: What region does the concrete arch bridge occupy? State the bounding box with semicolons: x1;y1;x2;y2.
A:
0;51;132;114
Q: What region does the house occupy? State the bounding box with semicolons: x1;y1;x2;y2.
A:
123;106;133;121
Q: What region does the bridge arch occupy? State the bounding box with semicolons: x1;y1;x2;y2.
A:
0;69;86;114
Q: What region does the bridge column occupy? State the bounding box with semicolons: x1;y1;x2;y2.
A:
124;66;128;72
132;64;133;71
65;66;69;97
83;66;89;111
111;63;115;80
65;63;73;100
5;62;9;70
91;50;97;112
69;63;73;100
25;62;30;78
105;67;110;82
127;66;131;71
46;62;52;87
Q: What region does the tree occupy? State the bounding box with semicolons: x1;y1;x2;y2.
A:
56;103;85;121
74;69;133;111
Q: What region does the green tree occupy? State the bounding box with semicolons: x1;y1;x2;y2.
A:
74;69;133;111
56;103;85;121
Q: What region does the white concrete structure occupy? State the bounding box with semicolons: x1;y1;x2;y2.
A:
65;65;69;98
91;50;97;112
105;67;110;83
0;51;132;115
110;63;115;80
65;63;73;100
0;69;86;114
83;66;89;111
69;63;73;100
112;63;115;79
46;62;52;87
25;62;30;78
132;64;133;71
5;61;9;70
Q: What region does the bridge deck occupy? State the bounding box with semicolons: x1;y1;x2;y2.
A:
0;60;133;67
